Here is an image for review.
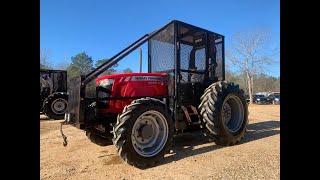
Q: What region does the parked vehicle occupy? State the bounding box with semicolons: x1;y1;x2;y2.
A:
253;94;273;104
268;94;280;105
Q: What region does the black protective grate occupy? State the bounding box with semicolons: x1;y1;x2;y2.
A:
179;23;207;84
180;71;189;82
149;23;175;96
180;41;206;71
150;24;175;73
195;48;206;70
40;71;67;92
215;37;223;80
147;21;225;97
52;72;67;92
180;44;193;70
180;71;204;83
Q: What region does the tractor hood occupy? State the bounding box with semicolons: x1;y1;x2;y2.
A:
96;73;168;84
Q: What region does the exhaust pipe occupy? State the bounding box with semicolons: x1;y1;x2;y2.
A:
139;47;142;73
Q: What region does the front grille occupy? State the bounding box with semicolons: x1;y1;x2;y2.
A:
96;85;112;109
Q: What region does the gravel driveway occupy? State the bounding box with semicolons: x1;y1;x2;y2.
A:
40;104;280;180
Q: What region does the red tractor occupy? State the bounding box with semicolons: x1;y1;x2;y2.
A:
62;20;248;167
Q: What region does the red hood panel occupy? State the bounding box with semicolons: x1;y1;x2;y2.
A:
96;73;167;83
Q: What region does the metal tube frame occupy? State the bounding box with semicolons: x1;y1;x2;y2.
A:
68;20;225;129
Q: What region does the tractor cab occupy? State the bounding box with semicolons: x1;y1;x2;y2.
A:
40;69;67;93
40;69;68;119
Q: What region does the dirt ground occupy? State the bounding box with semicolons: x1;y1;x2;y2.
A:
40;104;280;180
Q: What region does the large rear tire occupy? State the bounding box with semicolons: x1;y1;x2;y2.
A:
198;81;248;146
113;97;173;168
43;93;68;120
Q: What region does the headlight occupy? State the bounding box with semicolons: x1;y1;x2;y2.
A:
257;98;260;101
99;79;114;87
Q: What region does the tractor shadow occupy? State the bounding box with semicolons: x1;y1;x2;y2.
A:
40;114;61;121
40;116;51;121
151;120;280;168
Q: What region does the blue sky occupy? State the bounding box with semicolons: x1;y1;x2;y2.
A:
40;0;280;77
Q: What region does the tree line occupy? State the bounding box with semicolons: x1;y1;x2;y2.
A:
41;30;279;101
40;51;133;77
225;70;280;96
40;51;133;97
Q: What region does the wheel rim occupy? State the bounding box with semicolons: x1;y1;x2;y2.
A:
131;110;168;157
222;94;244;133
51;98;68;114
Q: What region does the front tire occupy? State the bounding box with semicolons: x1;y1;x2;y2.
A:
199;81;248;146
43;93;68;120
113;97;173;168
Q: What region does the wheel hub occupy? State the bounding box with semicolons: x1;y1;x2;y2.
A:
138;124;153;140
131;110;169;157
222;95;245;133
51;98;67;114
54;102;65;111
223;103;232;125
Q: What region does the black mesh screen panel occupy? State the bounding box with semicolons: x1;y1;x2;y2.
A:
215;37;223;80
195;48;206;70
149;24;175;73
180;44;193;71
